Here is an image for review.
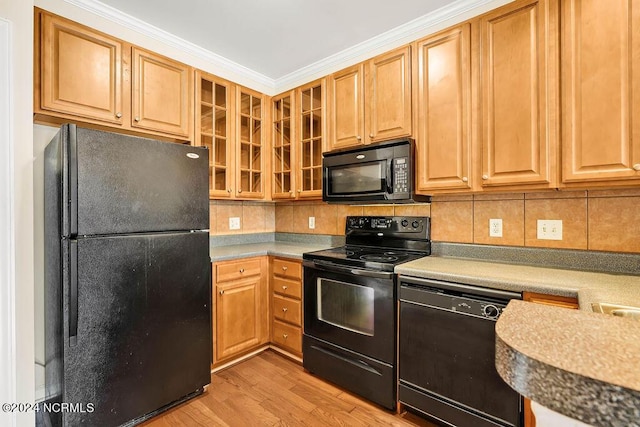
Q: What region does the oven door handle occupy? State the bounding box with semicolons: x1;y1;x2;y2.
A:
304;260;394;280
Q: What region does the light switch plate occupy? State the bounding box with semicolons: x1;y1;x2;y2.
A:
229;217;241;230
308;216;315;229
537;219;562;240
489;218;503;237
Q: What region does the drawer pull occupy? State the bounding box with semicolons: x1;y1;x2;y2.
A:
282;285;288;290
282;307;288;312
282;266;288;271
219;290;225;295
239;268;245;273
283;334;288;339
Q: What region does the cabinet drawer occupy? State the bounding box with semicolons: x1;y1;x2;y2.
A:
272;258;302;280
273;294;301;326
272;320;302;355
216;258;262;283
273;276;301;299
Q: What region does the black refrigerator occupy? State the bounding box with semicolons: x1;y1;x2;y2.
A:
44;124;212;426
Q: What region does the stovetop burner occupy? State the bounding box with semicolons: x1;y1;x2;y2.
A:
360;254;400;262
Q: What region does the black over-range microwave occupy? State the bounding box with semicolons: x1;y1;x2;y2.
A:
322;138;429;204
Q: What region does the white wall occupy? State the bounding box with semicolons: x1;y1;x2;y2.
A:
0;0;35;426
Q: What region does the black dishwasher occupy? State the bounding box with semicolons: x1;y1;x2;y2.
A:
399;276;522;427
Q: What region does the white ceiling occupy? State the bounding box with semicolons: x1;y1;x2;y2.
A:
96;0;457;79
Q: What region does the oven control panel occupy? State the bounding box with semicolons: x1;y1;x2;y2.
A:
347;216;429;233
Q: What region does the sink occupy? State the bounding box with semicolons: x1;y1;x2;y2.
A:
591;302;640;319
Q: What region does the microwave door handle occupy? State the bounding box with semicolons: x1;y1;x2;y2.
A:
386;159;393;194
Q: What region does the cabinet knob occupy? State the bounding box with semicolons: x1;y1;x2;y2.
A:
356;135;362;141
283;334;288;339
297;189;301;193
282;307;288;312
239;268;245;273
462;177;468;182
238;189;243;193
282;266;288;271
134;116;140;122
219;290;224;295
633;164;640;171
115;112;122;118
482;175;489;180
369;134;374;139
227;189;232;193
282;285;288;290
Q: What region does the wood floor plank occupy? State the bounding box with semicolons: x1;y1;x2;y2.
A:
141;350;437;427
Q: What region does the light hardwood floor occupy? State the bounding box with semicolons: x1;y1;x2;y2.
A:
142;350;438;426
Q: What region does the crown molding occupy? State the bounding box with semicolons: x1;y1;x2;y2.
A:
61;0;511;95
62;0;276;93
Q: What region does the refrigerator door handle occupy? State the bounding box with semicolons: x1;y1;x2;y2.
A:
70;240;78;346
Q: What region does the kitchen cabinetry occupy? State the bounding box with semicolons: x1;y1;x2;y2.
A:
328;46;411;151
522;291;578;426
236;87;266;198
36;12;125;126
560;0;640;187
414;24;473;193
195;71;234;198
478;0;558;190
272;91;295;199
131;48;192;138
271;80;325;200
270;257;303;357
213;257;269;363
35;10;193;141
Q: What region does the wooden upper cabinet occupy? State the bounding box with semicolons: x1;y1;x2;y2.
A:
195;71;234;198
479;0;558;189
329;63;365;150
328;46;412;151
366;46;412;142
296;80;325;198
38;13;124;125
272;91;296;199
131;48;192;138
561;0;640;186
236;86;265;199
415;25;472;193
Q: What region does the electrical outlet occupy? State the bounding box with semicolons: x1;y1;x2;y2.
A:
537;219;562;240
489;218;503;237
308;216;316;229
229;217;241;230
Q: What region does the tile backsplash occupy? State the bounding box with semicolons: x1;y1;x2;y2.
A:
211;188;640;254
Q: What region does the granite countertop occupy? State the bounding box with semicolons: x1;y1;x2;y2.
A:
210;241;334;262
496;300;640;426
395;256;640;309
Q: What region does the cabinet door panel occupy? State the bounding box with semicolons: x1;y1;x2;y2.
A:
236;87;265;198
480;0;555;187
561;0;640;183
329;64;365;150
216;278;261;360
40;14;123;124
367;46;412;142
416;25;472;192
132;48;191;138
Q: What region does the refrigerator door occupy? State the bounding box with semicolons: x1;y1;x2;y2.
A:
61;232;211;426
63;124;209;237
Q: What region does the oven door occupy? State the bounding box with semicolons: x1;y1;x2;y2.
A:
303;260;395;364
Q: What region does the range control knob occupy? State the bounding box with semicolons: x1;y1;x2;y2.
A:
401;219;409;227
483;305;500;319
412;221;420;229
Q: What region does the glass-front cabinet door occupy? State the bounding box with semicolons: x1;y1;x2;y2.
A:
195;71;233;198
272;91;295;199
236;87;264;198
297;79;325;198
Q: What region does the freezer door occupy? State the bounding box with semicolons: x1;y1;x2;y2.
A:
64;124;209;236
60;232;211;426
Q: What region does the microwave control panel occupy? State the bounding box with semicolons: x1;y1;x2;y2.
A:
393;158;409;194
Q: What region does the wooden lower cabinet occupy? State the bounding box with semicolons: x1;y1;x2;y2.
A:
213;257;269;365
270;257;303;357
522;291;579;426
